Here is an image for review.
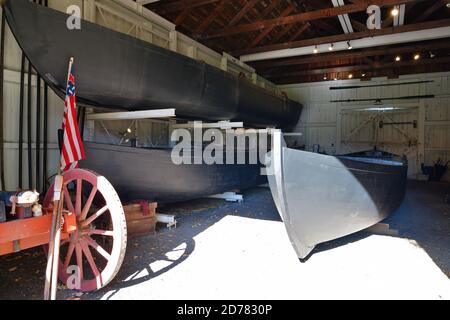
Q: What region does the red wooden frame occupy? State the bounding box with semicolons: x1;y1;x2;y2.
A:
0;212;77;256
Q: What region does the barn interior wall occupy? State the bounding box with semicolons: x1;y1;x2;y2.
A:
280;72;450;181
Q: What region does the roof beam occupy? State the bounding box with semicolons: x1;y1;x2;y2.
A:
201;0;418;39
237;18;450;60
249;3;296;48
174;6;192;25
195;0;227;34
414;0;448;23
250;39;450;69
266;56;450;79
227;0;259;27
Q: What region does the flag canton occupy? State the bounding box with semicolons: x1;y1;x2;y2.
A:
66;79;75;97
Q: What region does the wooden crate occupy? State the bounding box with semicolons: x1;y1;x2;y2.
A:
123;201;157;238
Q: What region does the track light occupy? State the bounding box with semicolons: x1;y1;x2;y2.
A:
447;2;450;8
347;41;353;50
429;51;435;58
348;74;353;79
313;46;318;54
395;56;401;62
323;76;327;80
391;7;399;16
328;44;334;51
362;73;366;77
414;53;421;60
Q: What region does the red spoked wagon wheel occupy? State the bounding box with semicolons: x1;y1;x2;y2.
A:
44;169;127;292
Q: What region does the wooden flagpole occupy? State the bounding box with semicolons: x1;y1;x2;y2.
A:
44;57;74;300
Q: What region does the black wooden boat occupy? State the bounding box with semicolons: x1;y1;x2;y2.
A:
268;131;408;259
81;142;267;203
4;0;302;129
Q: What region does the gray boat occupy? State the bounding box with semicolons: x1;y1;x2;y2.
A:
267;131;408;259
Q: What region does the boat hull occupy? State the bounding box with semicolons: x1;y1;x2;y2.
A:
81;142;267;203
4;0;302;129
268;131;408;259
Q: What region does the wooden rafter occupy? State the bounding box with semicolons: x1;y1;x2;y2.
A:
227;0;259;27
414;0;447;23
250;39;450;69
195;0;227;34
266;56;450;79
201;0;419;39
233;18;450;56
249;2;296;48
174;6;192;25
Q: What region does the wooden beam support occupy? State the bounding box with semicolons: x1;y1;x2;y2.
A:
195;0;227;34
414;0;447;23
274;63;450;84
249;39;450;69
227;0;259;27
235;18;450;56
201;0;419;39
250;3;296;48
266;56;450;79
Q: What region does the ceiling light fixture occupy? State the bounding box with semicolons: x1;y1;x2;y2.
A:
429;51;436;58
323;76;327;80
313;46;318;54
391;7;399;16
347;41;353;50
328;44;334;51
395;56;401;62
447;2;450;8
414;53;421;60
362;73;366;77
348;74;353;79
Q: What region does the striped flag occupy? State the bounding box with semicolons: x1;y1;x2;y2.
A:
60;58;85;171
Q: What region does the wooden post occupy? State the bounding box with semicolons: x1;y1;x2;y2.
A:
44;175;64;300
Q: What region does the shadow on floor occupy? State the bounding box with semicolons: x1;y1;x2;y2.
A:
0;181;448;300
307;180;450;277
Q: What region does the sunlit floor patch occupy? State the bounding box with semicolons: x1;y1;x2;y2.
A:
98;215;450;300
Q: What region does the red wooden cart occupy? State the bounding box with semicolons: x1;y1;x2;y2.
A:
0;169;127;292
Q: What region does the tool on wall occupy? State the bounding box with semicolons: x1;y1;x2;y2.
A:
379;120;418;129
329;80;434;90
330;95;435;103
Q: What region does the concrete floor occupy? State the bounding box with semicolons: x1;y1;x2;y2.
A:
0;181;449;300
